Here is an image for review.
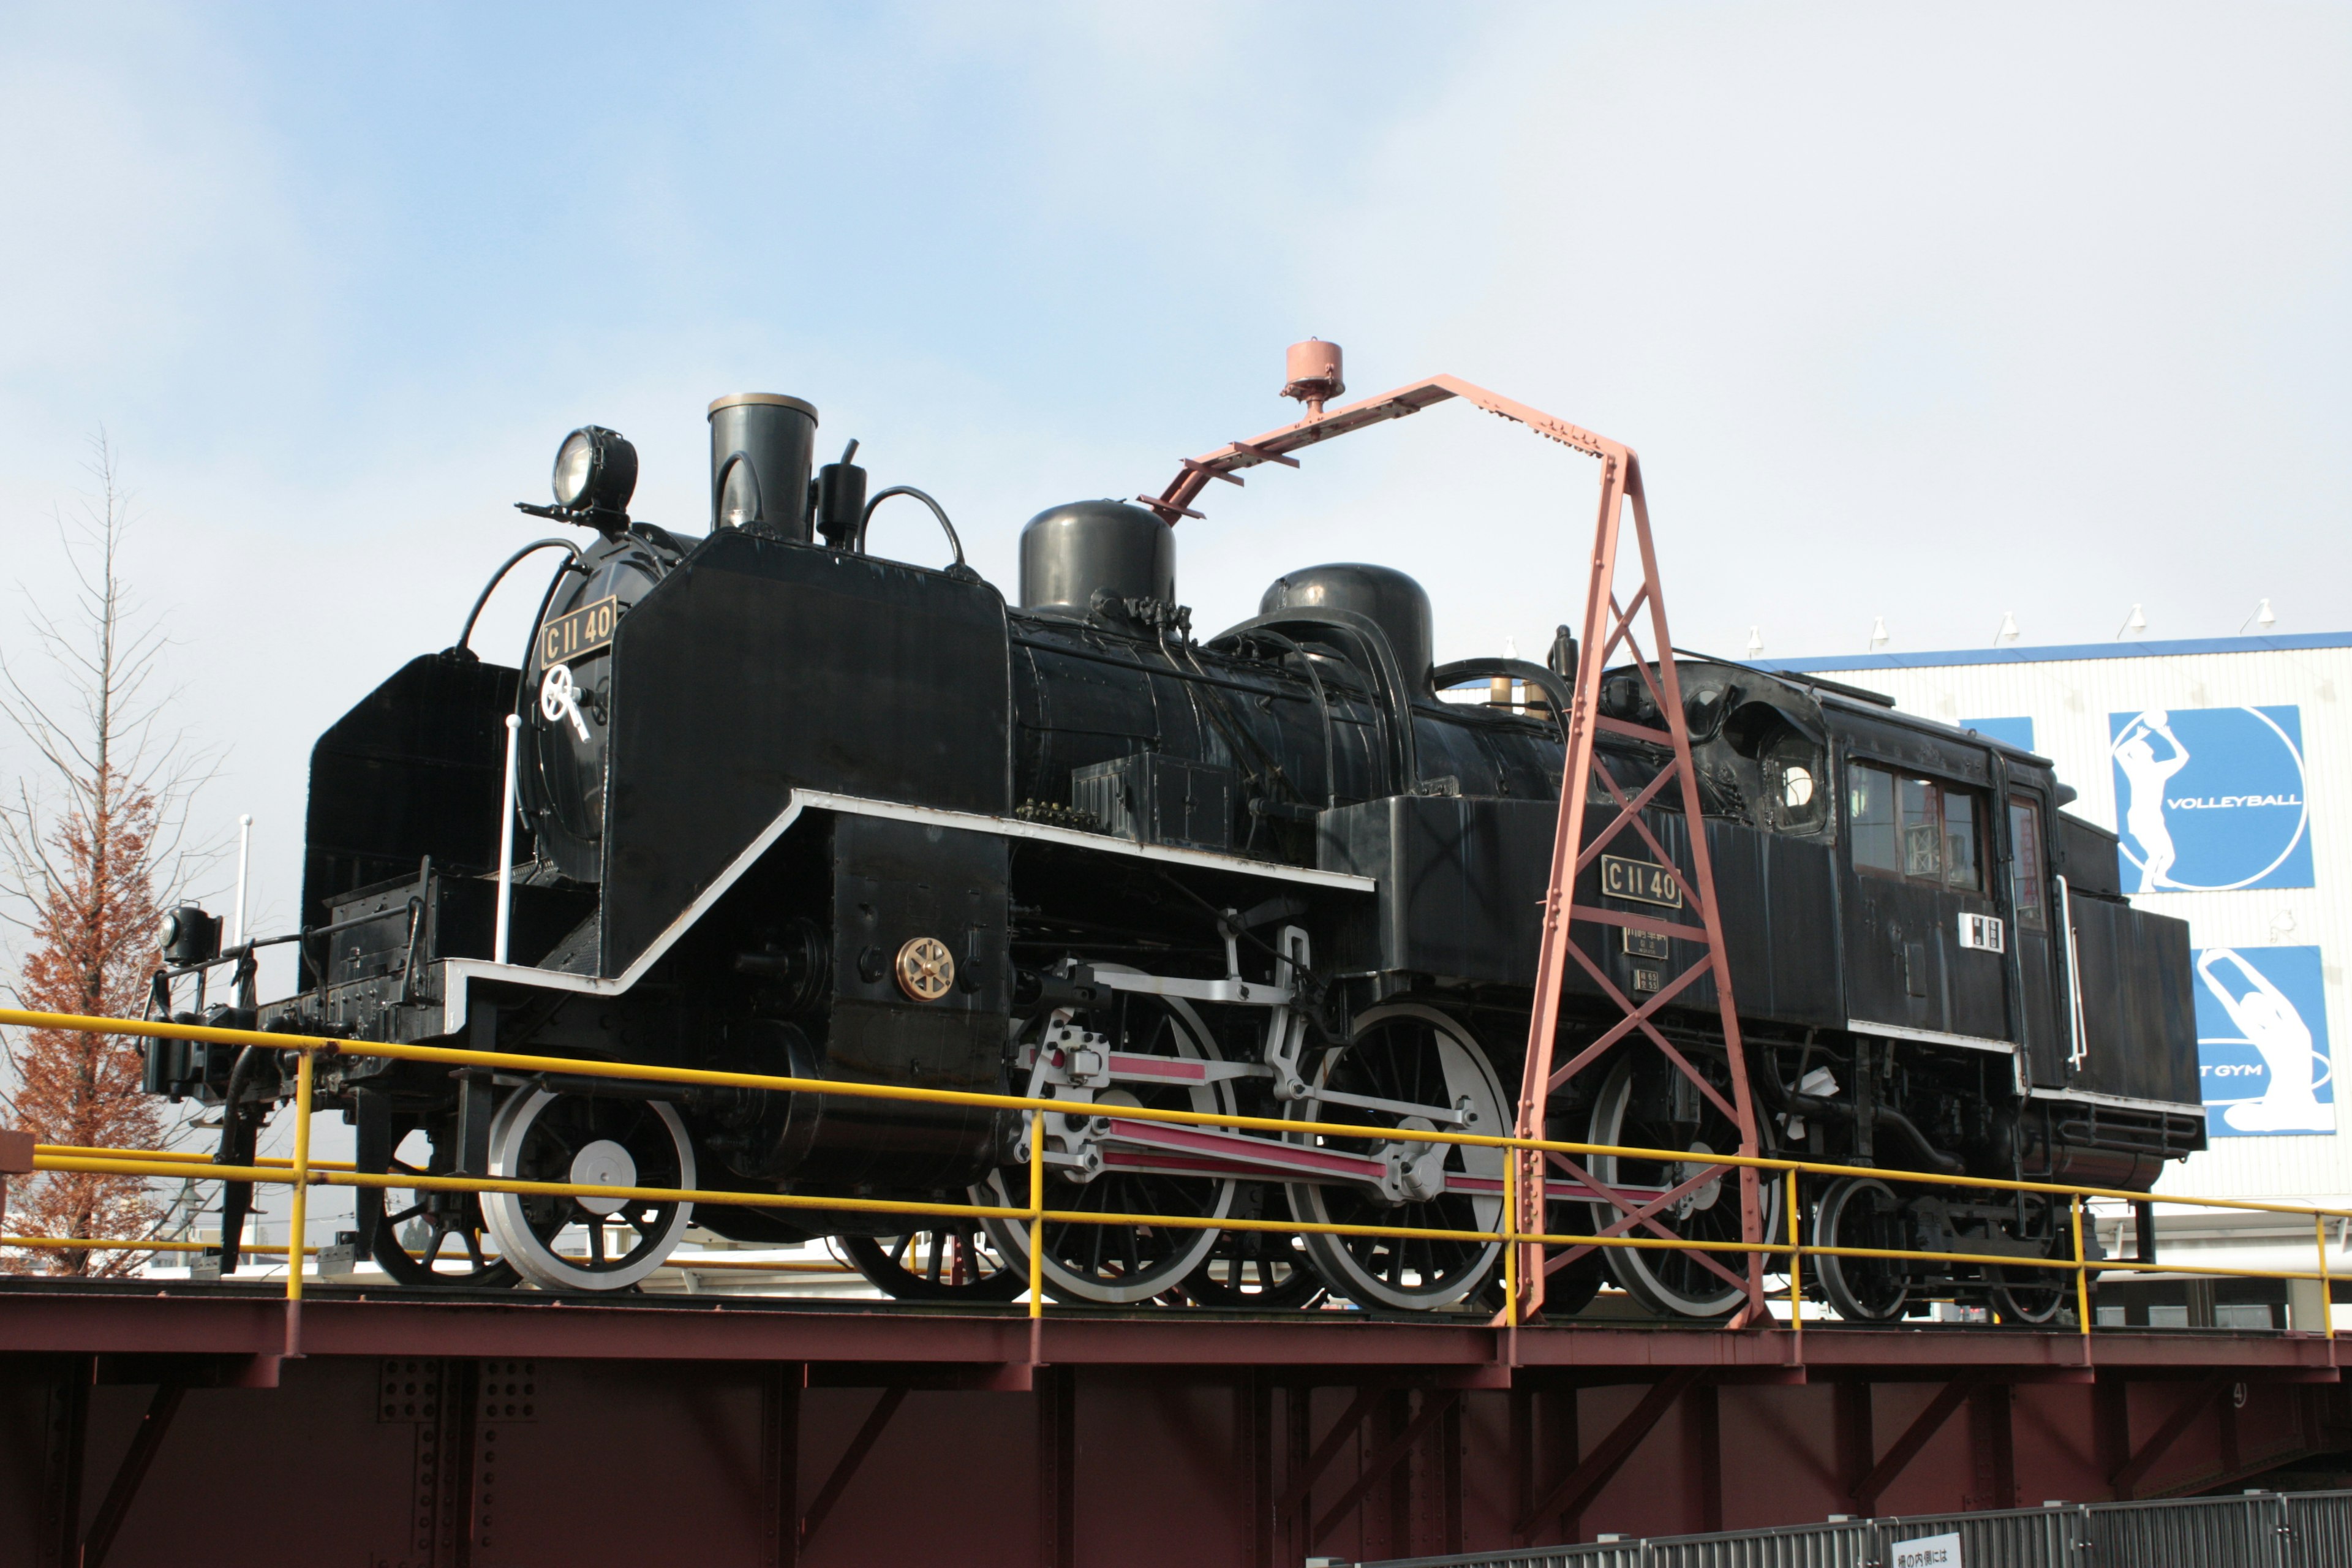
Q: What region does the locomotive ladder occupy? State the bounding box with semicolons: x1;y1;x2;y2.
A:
1148;376;1766;1326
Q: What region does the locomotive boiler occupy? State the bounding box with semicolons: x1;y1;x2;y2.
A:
142;360;2205;1323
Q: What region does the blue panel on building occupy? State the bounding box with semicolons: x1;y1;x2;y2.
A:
2109;706;2313;892
2193;945;2335;1137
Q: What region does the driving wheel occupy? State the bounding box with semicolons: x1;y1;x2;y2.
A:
840;1224;1025;1302
1284;1004;1509;1312
979;980;1237;1303
359;1113;519;1289
1583;1054;1779;1319
1178;1185;1324;1309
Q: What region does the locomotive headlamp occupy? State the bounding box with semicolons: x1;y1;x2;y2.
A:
157;905;222;967
549;426;639;516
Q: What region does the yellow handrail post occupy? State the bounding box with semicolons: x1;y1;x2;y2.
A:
1503;1146;1520;1333
2318;1214;2335;1342
1787;1166;1803;1338
2071;1195;2091;1339
284;1047;315;1358
1027;1107;1045;1363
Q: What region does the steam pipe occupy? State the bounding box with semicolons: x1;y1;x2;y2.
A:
1430;657;1573;744
1750;1047;1966;1177
455;538;584;654
856;485;970;575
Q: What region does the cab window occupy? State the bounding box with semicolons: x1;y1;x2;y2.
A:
1850;763;1898;870
1763;733;1827;833
1849;762;1982;890
2008;796;2046;927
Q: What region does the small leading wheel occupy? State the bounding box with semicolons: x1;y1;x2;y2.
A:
1284;1004;1510;1312
979;982;1237;1304
1814;1176;1912;1323
360;1115;519;1289
1583;1054;1780;1319
480;1089;696;1291
1179;1186;1324;1310
840;1225;1025;1302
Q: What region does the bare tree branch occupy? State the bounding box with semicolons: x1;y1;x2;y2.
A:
0;432;224;1274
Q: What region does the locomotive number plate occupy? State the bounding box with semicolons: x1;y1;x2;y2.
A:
1600;854;1683;908
540;595;619;666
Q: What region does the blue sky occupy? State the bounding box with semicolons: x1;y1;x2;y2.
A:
4;0;2350;954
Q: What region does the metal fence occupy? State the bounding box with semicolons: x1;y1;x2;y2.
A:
2086;1490;2291;1567
1638;1518;1875;1568
1365;1490;2352;1568
2285;1492;2352;1568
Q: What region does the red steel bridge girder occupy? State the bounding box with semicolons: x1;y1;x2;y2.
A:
3;1289;2345;1567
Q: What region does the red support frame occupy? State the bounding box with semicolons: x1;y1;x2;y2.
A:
1150;373;1765;1325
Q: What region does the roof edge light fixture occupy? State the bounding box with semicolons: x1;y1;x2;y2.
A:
2116;602;2147;640
517;424;638;537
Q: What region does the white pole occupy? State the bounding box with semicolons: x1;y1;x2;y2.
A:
230;814;252;946
495;713;521;966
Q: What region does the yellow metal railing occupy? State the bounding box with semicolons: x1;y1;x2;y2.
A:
4;1005;2346;1350
0;1232;857;1275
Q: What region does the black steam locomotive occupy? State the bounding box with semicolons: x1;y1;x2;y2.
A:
143;386;2204;1321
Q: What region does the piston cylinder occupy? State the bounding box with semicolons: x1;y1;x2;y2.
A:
709;393;818;540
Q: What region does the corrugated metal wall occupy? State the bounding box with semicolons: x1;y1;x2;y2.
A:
1774;643;2352;1206
1368;1490;2352;1568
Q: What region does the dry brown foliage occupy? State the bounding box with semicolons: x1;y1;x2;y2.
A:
1;435;211;1275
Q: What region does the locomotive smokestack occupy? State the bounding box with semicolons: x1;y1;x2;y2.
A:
708;393;818;540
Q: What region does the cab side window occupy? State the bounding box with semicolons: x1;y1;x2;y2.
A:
2008;796;2047;927
1763;733;1827;833
1850;764;1900;870
1942;792;1980;891
1849;761;1983;891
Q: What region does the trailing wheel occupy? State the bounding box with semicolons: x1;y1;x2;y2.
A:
479;1088;696;1291
1284;1004;1509;1312
1813;1175;1912;1323
1985;1196;2071;1325
1583;1054;1779;1319
840;1225;1025;1302
979;984;1237;1304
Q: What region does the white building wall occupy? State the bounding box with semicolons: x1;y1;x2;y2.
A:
1771;638;2352;1208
